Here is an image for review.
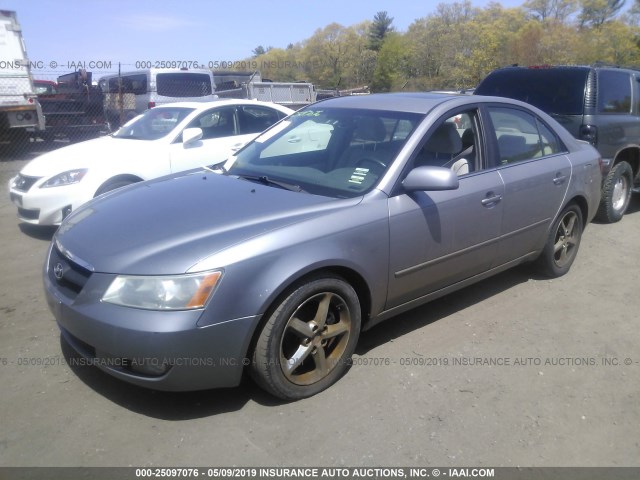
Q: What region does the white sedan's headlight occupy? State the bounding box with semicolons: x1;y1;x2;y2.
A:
41;169;88;188
102;271;222;310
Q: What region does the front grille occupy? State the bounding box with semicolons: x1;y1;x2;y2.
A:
17;207;39;220
13;174;41;192
48;245;92;298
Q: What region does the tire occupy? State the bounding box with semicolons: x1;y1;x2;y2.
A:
94;179;136;197
250;275;361;400
536;204;583;278
596;161;633;223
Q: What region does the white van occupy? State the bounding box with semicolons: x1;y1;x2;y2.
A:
99;68;216;128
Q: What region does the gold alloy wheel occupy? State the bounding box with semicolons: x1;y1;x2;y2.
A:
278;292;352;386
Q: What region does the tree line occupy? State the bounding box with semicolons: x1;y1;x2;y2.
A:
238;0;640;92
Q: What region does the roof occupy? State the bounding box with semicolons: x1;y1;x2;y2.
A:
152;98;295;113
313;92;462;114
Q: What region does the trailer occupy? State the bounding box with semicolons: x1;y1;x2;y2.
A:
213;71;316;110
0;10;44;144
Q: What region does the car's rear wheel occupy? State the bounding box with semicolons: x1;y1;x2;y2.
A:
250;275;361;400
596;161;633;223
536;204;583;278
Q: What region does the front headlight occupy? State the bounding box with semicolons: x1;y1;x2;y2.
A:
41;169;88;188
102;271;222;310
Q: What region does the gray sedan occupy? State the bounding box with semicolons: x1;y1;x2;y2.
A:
44;93;602;400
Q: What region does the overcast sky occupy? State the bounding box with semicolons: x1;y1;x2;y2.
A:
2;0;524;80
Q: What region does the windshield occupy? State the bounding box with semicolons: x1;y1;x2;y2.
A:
477;68;589;115
227;107;423;198
112;107;194;140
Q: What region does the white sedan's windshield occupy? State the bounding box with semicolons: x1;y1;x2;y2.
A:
113;107;195;140
228;107;423;198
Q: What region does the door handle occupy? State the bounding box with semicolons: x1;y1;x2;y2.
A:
481;192;503;207
553;173;567;185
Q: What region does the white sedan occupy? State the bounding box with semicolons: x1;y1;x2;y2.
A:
9;99;294;225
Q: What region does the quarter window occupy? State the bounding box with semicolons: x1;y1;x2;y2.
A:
597;71;632;113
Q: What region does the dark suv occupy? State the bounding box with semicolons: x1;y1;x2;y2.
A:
476;64;640;222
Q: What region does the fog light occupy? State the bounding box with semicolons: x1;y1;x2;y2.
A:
128;357;171;376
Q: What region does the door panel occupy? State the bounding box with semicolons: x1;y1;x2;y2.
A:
495;155;571;264
169;107;241;172
487;106;572;265
387;170;504;309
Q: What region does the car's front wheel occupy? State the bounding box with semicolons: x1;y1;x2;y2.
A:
596;161;633;223
250;275;361;400
536;204;583;278
94;179;136;197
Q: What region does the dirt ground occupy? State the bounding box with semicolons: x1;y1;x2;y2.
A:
1;144;639;468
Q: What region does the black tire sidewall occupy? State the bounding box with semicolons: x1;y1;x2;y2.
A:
597;161;633;223
251;275;361;400
94;180;134;197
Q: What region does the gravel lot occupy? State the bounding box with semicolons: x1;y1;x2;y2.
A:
1;142;639;468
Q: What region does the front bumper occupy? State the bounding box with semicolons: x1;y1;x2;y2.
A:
9;179;86;226
43;246;261;391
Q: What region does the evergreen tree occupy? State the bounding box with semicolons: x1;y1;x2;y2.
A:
368;11;394;51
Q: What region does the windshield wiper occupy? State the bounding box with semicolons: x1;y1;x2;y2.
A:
236;174;305;193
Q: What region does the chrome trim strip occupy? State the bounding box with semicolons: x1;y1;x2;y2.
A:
55;238;95;272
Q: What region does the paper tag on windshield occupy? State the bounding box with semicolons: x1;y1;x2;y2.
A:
349;167;369;184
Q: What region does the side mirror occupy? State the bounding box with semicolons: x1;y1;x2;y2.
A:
183;127;203;146
402;166;460;192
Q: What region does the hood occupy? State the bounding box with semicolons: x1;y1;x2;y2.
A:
20;136;163;178
55;171;358;275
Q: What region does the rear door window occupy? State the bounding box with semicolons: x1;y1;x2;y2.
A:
597;70;632;113
238;106;285;134
108;74;147;94
488;107;565;165
156;73;213;97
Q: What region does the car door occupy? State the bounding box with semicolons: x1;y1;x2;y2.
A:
168;106;243;172
236;105;288;149
386;108;505;309
168;105;287;173
486;106;572;265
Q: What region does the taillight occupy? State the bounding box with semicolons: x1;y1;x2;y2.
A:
579;124;597;145
148;102;156;109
